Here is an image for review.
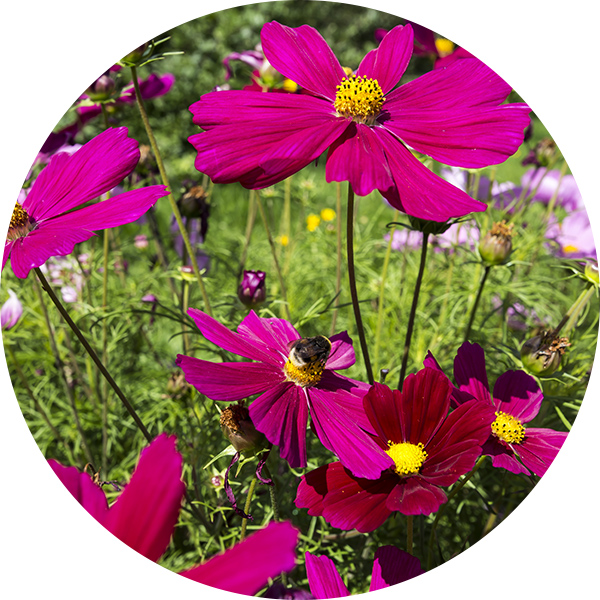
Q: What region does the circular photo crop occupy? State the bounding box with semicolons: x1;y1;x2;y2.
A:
2;1;597;598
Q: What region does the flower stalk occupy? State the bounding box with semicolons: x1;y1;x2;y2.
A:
464;265;491;342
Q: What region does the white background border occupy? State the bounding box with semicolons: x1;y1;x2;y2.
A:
1;1;598;598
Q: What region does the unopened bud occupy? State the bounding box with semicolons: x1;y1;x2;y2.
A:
86;74;116;102
220;403;267;455
479;220;514;266
121;43;149;66
520;333;571;377
238;270;266;308
584;261;599;286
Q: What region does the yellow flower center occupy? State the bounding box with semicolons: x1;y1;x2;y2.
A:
284;358;326;387
8;202;32;241
306;214;321;232
283;335;331;388
434;38;455;57
491;411;525;444
334;75;385;125
385;441;428;476
563;244;579;253
320;208;336;222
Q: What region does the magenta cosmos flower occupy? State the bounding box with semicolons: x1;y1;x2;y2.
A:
4;127;168;279
295;369;495;531
189;22;530;222
49;434;299;594
176;309;391;479
306;546;423;598
425;341;568;477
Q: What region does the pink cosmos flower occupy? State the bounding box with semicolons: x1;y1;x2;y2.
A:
4;127;169;279
295;369;495;531
189;22;530;222
425;341;568;476
49;434;299;594
176;309;391;479
306;546;424;598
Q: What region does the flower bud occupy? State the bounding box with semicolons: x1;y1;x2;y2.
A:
584;261;599;286
166;370;190;399
407;216;452;236
220;403;267;455
522;138;557;168
238;270;266;308
86;73;116;102
479;220;514;265
120;43;149;66
1;290;23;330
520;333;571;377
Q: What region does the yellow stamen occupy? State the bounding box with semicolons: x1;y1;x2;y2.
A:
386;441;427;476
434;38;455;57
284;358;325;387
334;75;385;125
8;202;32;241
491;411;525;444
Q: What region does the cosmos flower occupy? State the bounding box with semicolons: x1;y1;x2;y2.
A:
1;289;23;330
238;269;267;308
424;341;568;476
189;22;530;222
176;309;391;479
4;127;168;279
306;546;424;598
49;434;299;594
295;369;495;531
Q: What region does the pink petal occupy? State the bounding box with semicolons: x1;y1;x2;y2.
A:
453;341;492;404
517;428;568;477
325;123;394;196
363;382;404;446
308;384;392;480
24;128;140;220
385;476;447;516
176;355;284;401
261;21;345;100
249;383;309;468
180;522;299;595
317;371;372;431
237;309;300;361
326;331;356;370
305;552;350;598
3;241;12;271
482;437;530;475
493;370;543;423
47;459;109;524
103;434;185;562
377;129;486;221
357;24;414;95
369;546;424;591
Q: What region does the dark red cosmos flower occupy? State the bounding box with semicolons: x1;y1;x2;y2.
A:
295;368;495;532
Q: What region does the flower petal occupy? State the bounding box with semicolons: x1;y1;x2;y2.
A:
261;21;345;100
326;331;356;370
318;371;372;431
237;309;301;360
176;355;284;401
47;459;109;524
325;123;394;197
517;428;568;477
377;129;486;221
296;462;396;533
453;341;492;404
369;546;424;591
493;369;543;423
483;436;530;475
385;476;447;516
103;434;185;562
249;383;309;468
24;128;140;220
305;552;350;599
180;522;299;595
363;382;403;445
357;24;414;95
308;384;392;480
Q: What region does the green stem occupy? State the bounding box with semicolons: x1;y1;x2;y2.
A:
101;226;110;474
329;182;344;337
346;184;374;385
427;456;485;570
34;267;153;443
406;515;413;555
464;265;491;342
256;190;292;322
238;189;258;277
560;284;596;337
240;476;259;541
398;231;430;389
130;65;212;317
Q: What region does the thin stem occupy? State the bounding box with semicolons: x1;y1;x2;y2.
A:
427;456;485;570
346;184;374;384
406;515;413;555
130;65;212;317
464;265;491;342
238;189;258;278
329;182;344;337
559;283;596;337
101;225;110;474
34;268;153;443
398;231;430;390
240;476;258;541
256;190;292;322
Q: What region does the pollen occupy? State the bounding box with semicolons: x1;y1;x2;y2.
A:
385;441;428;477
8;202;32;241
334;75;385;125
284;358;325;388
491;411;525;445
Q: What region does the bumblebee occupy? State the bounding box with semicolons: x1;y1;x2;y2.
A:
287;335;332;369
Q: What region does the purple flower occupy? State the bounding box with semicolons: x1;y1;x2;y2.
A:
190;22;530;222
238;269;267;307
425;342;568;477
306;546;424;597
176;309;391;478
546;210;596;259
4;128;169;279
385;220;479;253
1;290;23;330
